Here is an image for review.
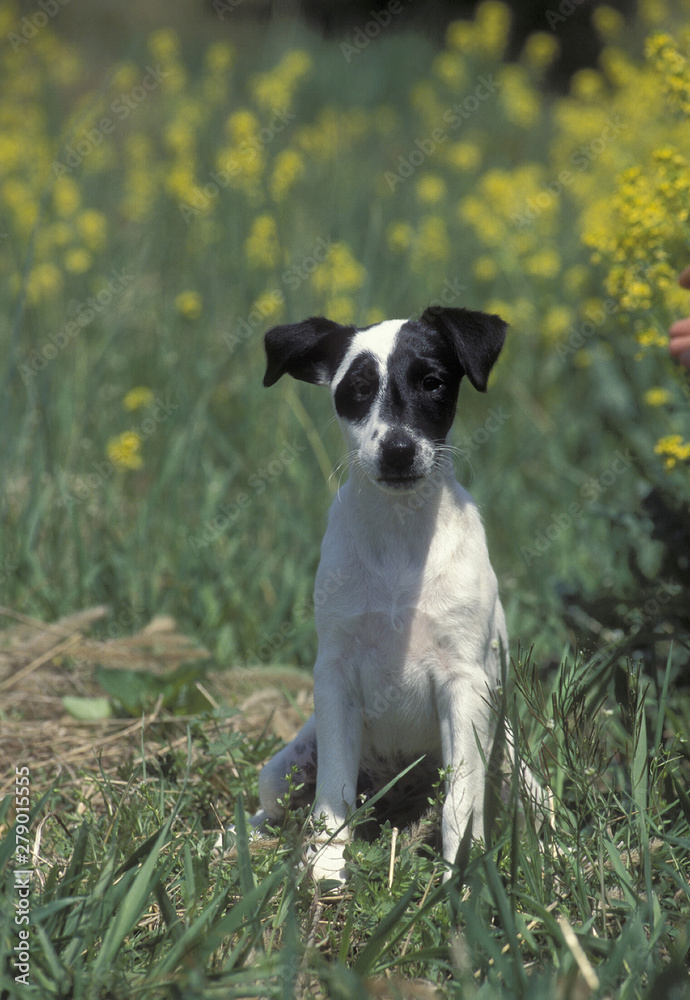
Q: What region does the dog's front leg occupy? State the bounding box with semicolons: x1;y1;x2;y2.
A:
309;663;362;884
436;675;493;875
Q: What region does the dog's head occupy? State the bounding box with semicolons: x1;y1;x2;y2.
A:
263;307;507;491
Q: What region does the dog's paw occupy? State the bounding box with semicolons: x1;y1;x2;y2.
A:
306;840;349;887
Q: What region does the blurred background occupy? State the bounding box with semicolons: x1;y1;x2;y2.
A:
1;0;688;705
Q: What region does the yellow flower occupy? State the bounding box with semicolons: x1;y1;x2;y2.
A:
570;68;606;102
654;434;690;468
433;51;467;90
415;173;447;205
269;150;305;202
387;222;413;253
474;0;511;58
444;142;481;172
174;290;203;320
521;32;559;71
592;6;625;40
312;243;365;297
53;175;80;218
147;28;180;62
525;249;561;278
204;40;234;74
446;20;475;53
250;49;312;111
644;387;672;407
123;387;155;411
251;291;284;322
411;216;450;271
107;431;144;471
26;263;63;305
325;296;356;324
76;209;107;251
245;215;281;269
64;248;92;274
473;256;498;281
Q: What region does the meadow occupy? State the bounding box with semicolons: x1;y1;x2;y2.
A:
0;0;689;996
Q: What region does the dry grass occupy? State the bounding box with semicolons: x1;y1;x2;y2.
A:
0;605;313;800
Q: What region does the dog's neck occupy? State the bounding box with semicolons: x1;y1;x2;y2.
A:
336;453;458;554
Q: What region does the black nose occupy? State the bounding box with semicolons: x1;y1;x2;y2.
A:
380;431;416;473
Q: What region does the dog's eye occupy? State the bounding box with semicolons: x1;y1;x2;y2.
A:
351;367;377;399
421;374;444;392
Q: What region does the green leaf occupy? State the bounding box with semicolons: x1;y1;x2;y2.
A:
62;695;112;720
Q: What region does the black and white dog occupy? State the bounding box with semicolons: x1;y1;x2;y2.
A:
255;307;508;882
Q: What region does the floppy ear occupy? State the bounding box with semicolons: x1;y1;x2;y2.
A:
420;306;507;392
263;317;355;387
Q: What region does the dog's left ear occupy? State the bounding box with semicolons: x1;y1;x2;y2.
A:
420;307;507;392
263;317;354;387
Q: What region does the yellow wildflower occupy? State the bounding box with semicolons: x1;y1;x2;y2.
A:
444;142;481;172
387;222;414;253
269;150;305;202
592;6;625;40
107;431;144;471
252;291;284;322
325;297;357;325
521;32;559;71
654;434;690;468
415;174;447;205
76;209;107;252
204;41;234;74
53;175;80;218
147;28;180;63
245;215;281;269
644;387;672;407
26;263;63;305
123;387;155;412
473;256;498;281
474;0;511;59
312;244;366;297
64;248;92;274
174;290;203;320
433;51;467;90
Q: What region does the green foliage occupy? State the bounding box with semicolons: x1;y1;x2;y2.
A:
1;647;689;998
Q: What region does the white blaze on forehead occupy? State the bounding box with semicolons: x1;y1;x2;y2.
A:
332;319;407;388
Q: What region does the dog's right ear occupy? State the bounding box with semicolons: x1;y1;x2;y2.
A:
263;317;355;387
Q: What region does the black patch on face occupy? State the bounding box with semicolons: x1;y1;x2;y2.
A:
334;351;380;423
379;321;463;443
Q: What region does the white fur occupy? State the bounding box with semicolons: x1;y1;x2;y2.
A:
257;319;507;883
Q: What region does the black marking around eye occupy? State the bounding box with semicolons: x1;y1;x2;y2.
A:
334;352;380;422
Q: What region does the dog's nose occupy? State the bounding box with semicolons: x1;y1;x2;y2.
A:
380;431;416;473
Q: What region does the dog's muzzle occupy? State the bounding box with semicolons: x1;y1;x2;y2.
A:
377;430;421;487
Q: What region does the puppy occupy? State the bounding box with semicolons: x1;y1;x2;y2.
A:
255;306;508;882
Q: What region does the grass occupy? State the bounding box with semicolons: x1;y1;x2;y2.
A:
1;0;690;996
